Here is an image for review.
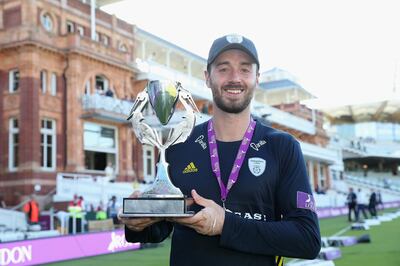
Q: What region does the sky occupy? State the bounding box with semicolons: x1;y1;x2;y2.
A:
102;0;400;108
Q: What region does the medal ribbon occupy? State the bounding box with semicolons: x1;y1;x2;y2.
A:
207;118;256;205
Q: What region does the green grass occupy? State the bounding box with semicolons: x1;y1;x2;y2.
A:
317;209;400;266
48;210;400;266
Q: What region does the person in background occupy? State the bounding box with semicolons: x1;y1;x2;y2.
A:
68;194;83;233
105;162;116;183
23;195;40;225
346;187;357;222
107;195;120;225
376;190;383;211
120;34;320;266
96;203;107;220
105;87;114;97
78;196;86;211
356;188;368;221
0;194;6;208
368;189;377;218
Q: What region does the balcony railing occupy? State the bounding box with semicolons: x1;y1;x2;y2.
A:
252;102;316;134
300;141;341;163
81;94;133;122
81;93;211;126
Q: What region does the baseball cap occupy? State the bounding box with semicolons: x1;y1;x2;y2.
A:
207;34;259;70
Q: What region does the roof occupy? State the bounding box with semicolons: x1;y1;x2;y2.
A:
323;100;400;124
136;28;207;63
259;79;302;90
96;0;124;7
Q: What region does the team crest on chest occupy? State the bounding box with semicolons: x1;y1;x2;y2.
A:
248;157;266;177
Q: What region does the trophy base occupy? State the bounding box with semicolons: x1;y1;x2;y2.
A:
121;196;194;218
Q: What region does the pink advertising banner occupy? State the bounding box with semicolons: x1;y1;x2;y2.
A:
0;229;140;265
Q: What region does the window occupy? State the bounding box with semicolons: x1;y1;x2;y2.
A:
77;25;84;36
9;69;19;92
318;164;326;189
95;32;100;42
66;21;74;33
85;80;91;95
95;75;108;93
40;13;53;32
51;73;57;95
118;42;127;52
102;35;109;46
8;118;19;170
143;145;155;183
40;119;56;170
40;70;47;93
84;123;117;172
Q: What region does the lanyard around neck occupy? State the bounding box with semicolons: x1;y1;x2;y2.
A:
207;118;256;206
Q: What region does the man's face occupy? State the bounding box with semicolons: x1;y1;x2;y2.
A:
205;49;259;114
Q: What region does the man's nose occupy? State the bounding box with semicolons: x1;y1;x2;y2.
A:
228;69;241;82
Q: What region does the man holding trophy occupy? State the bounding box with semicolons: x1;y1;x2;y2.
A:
120;34;321;265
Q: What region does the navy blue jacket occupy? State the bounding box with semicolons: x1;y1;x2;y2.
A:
125;119;321;265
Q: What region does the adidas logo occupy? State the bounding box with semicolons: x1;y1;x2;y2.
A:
182;162;198;174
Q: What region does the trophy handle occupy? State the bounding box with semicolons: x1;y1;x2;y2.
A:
127;90;149;120
177;84;200;114
128;90;164;148
163;110;196;147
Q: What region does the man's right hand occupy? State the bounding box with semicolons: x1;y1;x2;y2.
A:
118;191;163;232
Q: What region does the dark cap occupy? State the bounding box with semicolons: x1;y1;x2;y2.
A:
207;34;259;70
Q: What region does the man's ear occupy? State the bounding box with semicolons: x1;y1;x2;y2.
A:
256;71;260;85
204;70;211;88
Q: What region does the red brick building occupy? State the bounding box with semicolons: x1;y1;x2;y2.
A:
0;0;152;205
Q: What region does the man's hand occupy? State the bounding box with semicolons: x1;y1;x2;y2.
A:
118;191;163;232
169;189;225;236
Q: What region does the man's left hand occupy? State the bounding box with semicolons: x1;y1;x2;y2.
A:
168;189;225;236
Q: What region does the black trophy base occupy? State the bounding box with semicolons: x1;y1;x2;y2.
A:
120;196;194;218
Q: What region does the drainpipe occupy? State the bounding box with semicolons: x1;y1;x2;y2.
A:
62;56;69;169
91;0;96;41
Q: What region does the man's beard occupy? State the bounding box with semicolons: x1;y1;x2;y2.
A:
211;82;254;114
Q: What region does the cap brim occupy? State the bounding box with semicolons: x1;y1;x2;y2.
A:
208;43;259;68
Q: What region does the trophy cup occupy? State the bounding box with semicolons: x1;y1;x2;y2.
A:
121;80;199;217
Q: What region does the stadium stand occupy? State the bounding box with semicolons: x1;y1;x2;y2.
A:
0;208;60;243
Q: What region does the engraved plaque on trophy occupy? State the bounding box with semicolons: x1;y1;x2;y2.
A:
121;80;198;217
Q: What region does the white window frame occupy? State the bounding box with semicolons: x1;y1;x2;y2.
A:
66;21;74;33
317;163;327;188
83;122;118;174
142;145;155;183
8;118;19;171
307;160;315;190
95;32;100;42
40;70;47;93
77;25;84;36
102;35;109;46
40;119;56;171
50;72;57;95
9;69;19;92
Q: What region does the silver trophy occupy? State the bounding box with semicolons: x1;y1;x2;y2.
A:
122;80;199;217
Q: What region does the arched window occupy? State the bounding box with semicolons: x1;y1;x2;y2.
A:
40;13;53;32
118;43;128;52
95;75;109;94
